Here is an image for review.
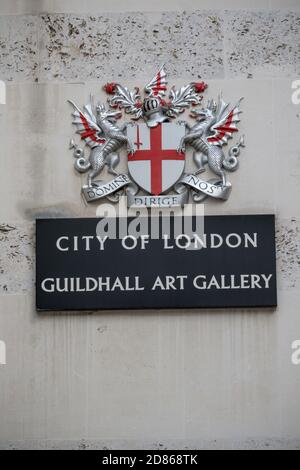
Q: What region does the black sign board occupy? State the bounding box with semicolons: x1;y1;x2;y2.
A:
36;215;277;311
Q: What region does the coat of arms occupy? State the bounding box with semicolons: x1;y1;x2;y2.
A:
68;66;245;206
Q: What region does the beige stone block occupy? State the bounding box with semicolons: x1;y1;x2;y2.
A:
0;1;272;16
276;290;300;438
38;11;224;82
273;80;300;218
0;295;89;440
0;15;38;82
224;11;300;79
271;0;300;10
86;312;184;439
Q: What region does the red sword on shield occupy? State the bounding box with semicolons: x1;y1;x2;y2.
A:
134;126;143;150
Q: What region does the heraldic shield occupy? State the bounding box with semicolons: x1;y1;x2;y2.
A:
127;123;186;195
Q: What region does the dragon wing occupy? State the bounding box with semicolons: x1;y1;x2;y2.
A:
166;82;207;117
207;97;243;146
144;65;167;98
68;98;106;148
106;84;143;119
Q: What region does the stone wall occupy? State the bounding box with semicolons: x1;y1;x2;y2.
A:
0;0;300;450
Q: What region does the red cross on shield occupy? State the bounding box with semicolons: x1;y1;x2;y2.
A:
127;123;186;195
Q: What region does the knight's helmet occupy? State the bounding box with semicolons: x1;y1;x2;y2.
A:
142;96;169;128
